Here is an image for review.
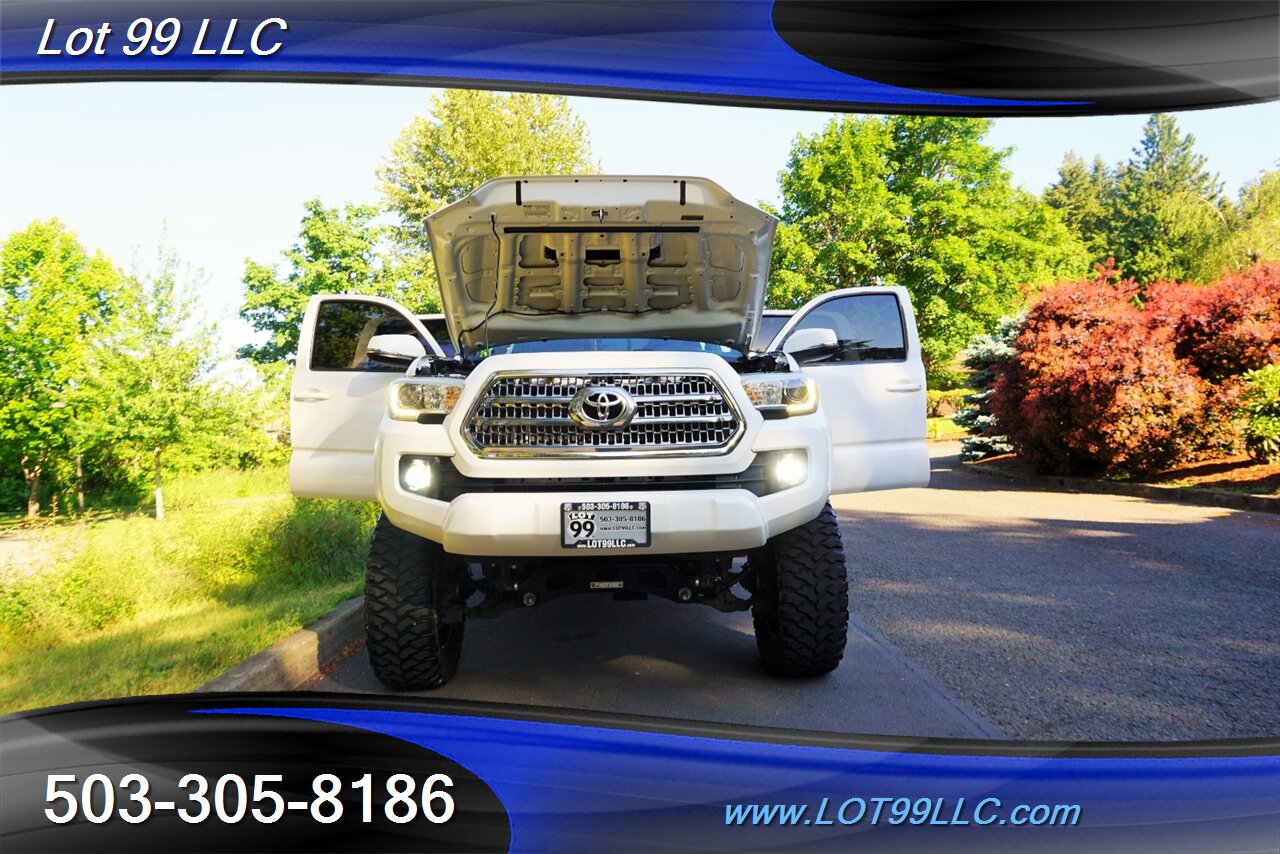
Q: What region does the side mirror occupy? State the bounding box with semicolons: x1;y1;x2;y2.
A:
366;334;426;366
782;327;840;362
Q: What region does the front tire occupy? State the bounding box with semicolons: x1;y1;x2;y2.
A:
365;513;466;690
750;503;849;677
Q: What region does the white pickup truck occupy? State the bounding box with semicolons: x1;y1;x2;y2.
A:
290;176;929;689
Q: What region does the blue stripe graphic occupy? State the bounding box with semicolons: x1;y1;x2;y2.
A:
1;1;1084;109
198;706;1279;852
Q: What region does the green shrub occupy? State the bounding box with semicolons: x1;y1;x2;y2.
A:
2;554;140;638
925;389;965;418
926;367;970;391
1240;365;1280;463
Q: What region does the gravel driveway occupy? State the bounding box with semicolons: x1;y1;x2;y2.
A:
0;530;55;579
834;441;1280;741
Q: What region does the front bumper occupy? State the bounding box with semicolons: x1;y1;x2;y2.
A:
375;416;832;558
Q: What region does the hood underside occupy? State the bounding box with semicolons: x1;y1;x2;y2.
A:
426;176;777;352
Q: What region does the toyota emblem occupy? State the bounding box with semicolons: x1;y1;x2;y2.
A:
569;386;637;429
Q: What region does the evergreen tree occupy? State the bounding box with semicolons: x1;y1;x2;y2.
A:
956;315;1024;461
1108;114;1228;282
1044;153;1113;263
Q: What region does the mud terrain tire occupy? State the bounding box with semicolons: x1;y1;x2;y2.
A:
365;513;466;690
750;503;849;677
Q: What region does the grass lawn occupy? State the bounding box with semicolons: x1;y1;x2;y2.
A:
926;416;968;441
0;468;378;714
1;467;293;531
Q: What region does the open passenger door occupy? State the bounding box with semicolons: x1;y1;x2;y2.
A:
766;287;930;495
290;295;443;500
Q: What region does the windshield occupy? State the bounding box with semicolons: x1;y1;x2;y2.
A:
417;316;456;358
480;337;744;360
755;314;791;349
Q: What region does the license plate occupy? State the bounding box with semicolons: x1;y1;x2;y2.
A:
561;501;651;549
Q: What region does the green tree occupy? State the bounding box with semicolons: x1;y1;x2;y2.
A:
376;90;599;330
1196;169;1280;277
1108;113;1229;283
238;199;433;364
84;248;215;520
167;372;289;473
379;89;599;238
1044;152;1114;262
770;115;1087;370
0;220;123;518
766;116;902;308
239;92;598;366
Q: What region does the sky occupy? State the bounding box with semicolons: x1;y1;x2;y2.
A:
2;82;1278;355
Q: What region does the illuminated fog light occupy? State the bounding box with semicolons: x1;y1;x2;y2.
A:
773;452;808;488
400;458;435;494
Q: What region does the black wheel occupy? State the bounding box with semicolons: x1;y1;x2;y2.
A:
749;503;849;677
365;513;466;690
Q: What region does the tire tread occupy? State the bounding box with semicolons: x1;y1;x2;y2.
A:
751;503;849;677
365;514;464;690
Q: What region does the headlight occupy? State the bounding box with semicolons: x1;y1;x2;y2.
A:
740;374;818;417
388;378;466;421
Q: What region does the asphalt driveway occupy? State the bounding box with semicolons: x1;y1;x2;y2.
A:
834;442;1279;741
304;442;1280;742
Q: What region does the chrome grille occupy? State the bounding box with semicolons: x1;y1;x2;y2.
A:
464;371;743;457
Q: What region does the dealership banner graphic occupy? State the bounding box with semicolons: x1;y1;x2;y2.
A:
1;1;1276;114
3;3;1279;853
2;695;1278;852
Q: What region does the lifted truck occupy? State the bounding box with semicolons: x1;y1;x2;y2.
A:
290;176;929;689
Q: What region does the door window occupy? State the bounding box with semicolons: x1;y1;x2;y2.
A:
310;301;428;371
784;293;907;363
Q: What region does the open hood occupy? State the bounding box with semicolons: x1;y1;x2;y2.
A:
426;176;777;353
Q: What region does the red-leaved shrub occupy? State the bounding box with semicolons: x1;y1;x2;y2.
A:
990;263;1277;476
1145;263;1280;383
